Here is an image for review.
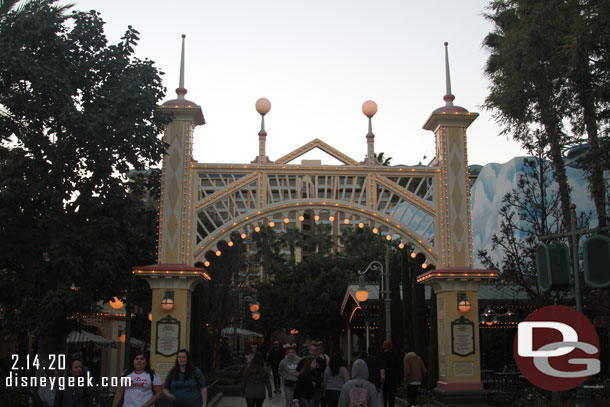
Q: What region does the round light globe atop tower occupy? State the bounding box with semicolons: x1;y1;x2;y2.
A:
255;98;271;116
362;100;378;118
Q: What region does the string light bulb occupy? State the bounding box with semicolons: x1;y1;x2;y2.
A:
255;226;261;232
358;222;364;228
228;241;234;247
372;228;378;234
269;221;275;227
241;233;247;239
344;218;350;224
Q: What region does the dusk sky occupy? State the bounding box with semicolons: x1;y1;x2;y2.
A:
70;0;527;167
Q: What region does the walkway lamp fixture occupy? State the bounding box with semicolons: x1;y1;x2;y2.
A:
161;291;174;312
252;311;261;321
457;293;471;313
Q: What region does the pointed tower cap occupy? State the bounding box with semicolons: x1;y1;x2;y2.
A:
162;35;204;119
432;42;468;114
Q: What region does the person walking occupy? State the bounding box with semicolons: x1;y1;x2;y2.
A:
323;353;348;407
363;346;384;403
163;349;207;407
267;341;284;394
337;359;380;407
380;341;401;407
241;352;273;407
54;356;94;407
293;357;316;407
278;344;301;407
403;350;426;407
112;352;163;407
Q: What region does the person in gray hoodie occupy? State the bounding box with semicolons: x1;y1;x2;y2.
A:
337;359;380;407
279;345;301;407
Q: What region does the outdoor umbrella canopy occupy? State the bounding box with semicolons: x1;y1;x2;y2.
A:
220;326;263;339
66;330;117;348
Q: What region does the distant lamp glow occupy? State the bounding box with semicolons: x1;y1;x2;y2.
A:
299;215;305;221
110;297;123;310
314;215;320;221
268;221;275;227
344;218;350;224
228;241;234;247
249;302;260;313
355;275;369;302
411;252;417;259
284;218;290;224
252;312;261;321
255;226;261;232
204;261;210;267
362;100;378;118
506;307;515;317
421;263;428;269
386;234;392;241
148;312;152;322
358;222;364;228
329;216;335;222
215;250;221;256
290;329;299;335
372;228;378;234
119;333;126;343
398;243;405;249
241;233;247;239
202;271;211;280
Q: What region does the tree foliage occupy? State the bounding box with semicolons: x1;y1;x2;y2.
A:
484;0;610;228
0;1;168;339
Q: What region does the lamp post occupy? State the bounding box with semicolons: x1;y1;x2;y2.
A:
356;259;391;342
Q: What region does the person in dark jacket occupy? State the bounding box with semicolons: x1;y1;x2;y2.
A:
380;341;401;407
241;352;272;407
293;357;316;407
54;357;94;407
267;341;284;394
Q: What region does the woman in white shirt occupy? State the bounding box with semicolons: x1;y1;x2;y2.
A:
112;352;163;407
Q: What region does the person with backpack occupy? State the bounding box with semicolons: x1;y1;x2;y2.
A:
241;352;273;407
163;349;207;407
112;352;163;407
53;356;94;407
337;359;379;407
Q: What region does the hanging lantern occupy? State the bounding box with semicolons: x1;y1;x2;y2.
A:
252;312;261;321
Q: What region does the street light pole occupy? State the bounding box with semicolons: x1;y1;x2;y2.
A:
357;259;391;341
385;244;391;341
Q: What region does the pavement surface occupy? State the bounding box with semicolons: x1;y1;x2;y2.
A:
215;395;435;407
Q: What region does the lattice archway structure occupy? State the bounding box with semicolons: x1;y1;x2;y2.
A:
138;40;496;398
191;155;439;264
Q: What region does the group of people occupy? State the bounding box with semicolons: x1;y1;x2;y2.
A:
243;340;426;407
39;340;425;407
37;349;206;407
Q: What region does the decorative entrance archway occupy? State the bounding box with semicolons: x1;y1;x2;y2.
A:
135;38;495;405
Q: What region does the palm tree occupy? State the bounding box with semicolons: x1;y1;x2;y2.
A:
251;225;282;282
375;152;393;166
281;227;302;263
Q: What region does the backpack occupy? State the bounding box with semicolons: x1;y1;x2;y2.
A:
349;383;368;407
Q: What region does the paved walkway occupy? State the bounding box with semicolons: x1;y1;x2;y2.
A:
216;395;285;407
215;395;434;407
